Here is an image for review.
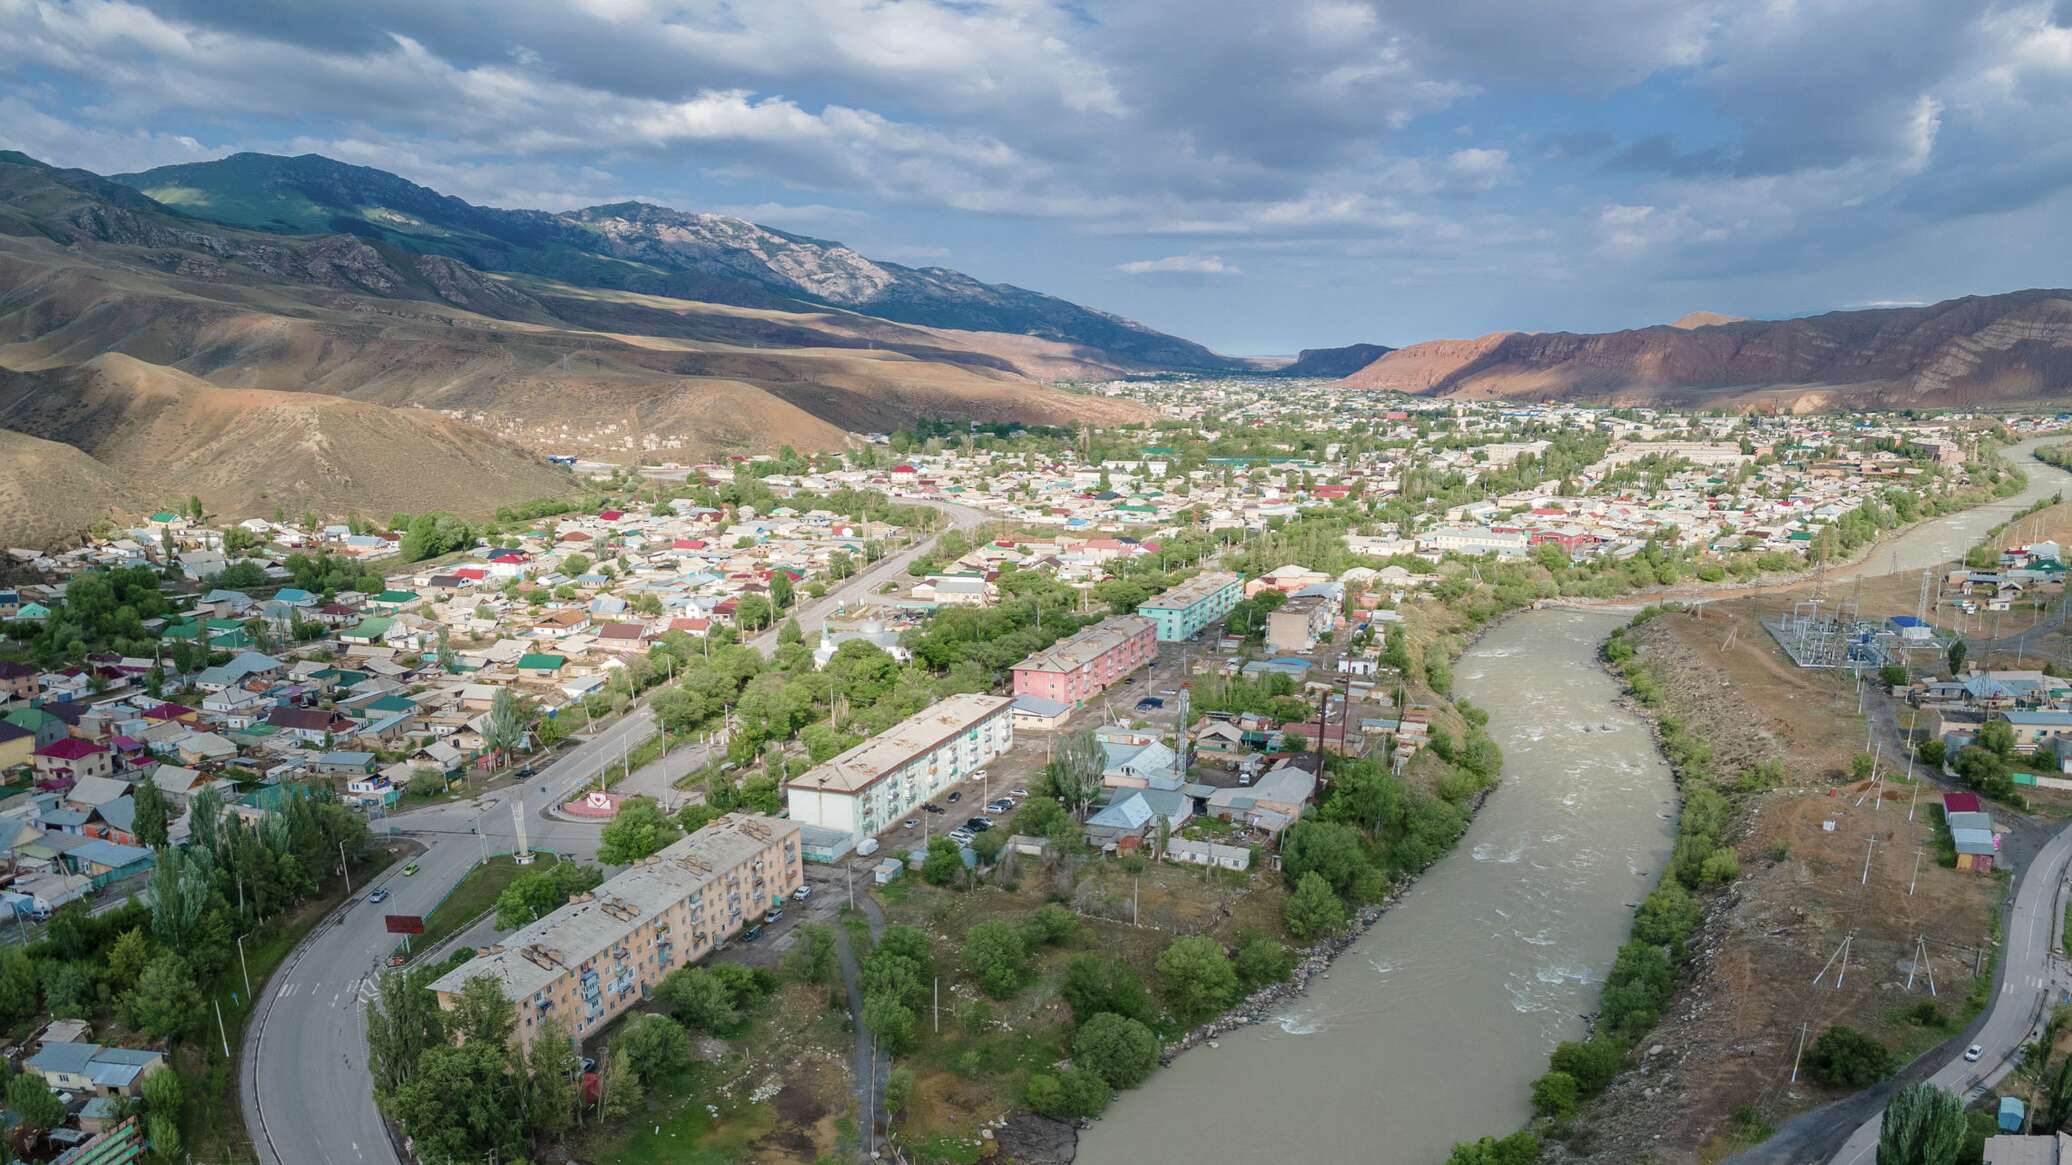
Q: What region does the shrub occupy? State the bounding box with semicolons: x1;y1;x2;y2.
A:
1804;1026;1895;1088
1550;1038;1627;1095
1531;1070;1579;1120
1025;1067;1112;1119
1072;1013;1160;1090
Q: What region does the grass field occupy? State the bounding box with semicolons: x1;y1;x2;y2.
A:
401;851;559;958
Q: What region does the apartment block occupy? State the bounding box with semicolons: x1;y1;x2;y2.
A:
784;693;1013;841
1010;615;1156;704
1137;572;1243;642
1267;594;1333;654
427;813;802;1046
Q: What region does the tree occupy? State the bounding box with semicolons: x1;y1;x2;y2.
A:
963;920;1033;999
617;1012;692;1082
769;571;795;611
482;686;527;770
1279;820;1369;900
133;778;171;850
884;1065;914;1120
1072;1012;1159;1089
0;946;39;1021
921;836;964;886
1283;871;1349;941
494;860;605;928
1024;1067;1112;1119
597;796;683;864
971;827;1007;866
1549;1039;1626;1095
1879;1083;1966;1165
1234;934;1294;990
1061;954;1153;1024
783;922;839;987
1050;729;1107;818
1805;1026;1895;1088
659;967;741;1034
7;1072;64;1134
1531;1071;1579;1120
777;616;803;645
449;975;518;1046
366;967;446;1098
1948;639;1967;674
124;953;202;1040
1155;936;1239;1025
734;593;773;632
107;927;155;990
388;1040;525;1162
863;992;918;1054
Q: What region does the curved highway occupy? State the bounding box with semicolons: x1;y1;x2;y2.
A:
240;498;992;1165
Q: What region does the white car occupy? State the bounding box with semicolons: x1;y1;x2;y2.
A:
1964;1043;1985;1063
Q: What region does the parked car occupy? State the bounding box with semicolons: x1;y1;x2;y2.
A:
742;924;764;942
763;907;783;924
1136;697;1163;710
1965;1044;1985;1062
967;817;994;831
923;802;946;814
368;887;391;904
971;769;988;782
948;829;976;844
386;953;407;967
792;885;811;901
946;791;961;803
1009;787;1030;799
402;863;420;876
985;799;1013;814
581;1057;597;1073
901;819;918;830
1159;689;1178;697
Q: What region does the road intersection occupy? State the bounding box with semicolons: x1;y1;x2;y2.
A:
239;499;990;1165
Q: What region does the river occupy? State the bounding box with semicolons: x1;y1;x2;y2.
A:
1079;436;2070;1165
1079;610;1678;1164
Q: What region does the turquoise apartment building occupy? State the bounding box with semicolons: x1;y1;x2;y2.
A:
1137;571;1243;642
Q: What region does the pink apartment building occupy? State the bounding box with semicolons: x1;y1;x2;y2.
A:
1010;615;1157;704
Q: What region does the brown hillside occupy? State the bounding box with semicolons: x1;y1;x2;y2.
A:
0;355;575;524
1339;291;2072;406
0;428;145;549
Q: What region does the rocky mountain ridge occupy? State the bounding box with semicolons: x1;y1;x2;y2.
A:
1341;291;2072;407
115;152;1228;371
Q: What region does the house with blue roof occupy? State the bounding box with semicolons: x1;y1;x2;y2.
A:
23;1041;167;1098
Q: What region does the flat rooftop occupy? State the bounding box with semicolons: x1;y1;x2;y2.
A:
785;693;1011;795
1141;572;1239;611
1011;615;1153;674
428;813;798;1002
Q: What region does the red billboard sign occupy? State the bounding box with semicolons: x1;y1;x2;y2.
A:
384;914;425;935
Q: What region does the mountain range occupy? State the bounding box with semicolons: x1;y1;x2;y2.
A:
0;149;1165;544
112;153;1225;371
1340;292;2072;408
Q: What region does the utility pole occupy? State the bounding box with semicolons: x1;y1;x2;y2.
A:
1861;837;1876;885
339;840;352;894
1790;1021;1810;1083
1910;850;1923;895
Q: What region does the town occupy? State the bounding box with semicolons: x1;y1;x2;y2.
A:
0;382;2065;1163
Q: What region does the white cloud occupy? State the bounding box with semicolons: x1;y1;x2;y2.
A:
1116;254;1241;275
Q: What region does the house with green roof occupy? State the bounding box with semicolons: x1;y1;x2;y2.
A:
516;652;567;677
368;590;420;611
340;617;395;645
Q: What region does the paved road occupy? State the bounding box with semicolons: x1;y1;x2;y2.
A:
1827;823;2072;1163
240;499;991;1165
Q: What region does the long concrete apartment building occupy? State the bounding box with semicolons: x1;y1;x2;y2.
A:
1137;571;1243;642
1010;615;1156;704
427;813;802;1046
784;693;1013;841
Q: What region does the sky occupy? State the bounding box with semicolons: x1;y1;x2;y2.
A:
4;0;2072;355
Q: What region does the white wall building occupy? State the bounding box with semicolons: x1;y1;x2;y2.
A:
783;693;1014;841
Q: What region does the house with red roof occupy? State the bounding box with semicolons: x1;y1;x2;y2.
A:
34;737;112;786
